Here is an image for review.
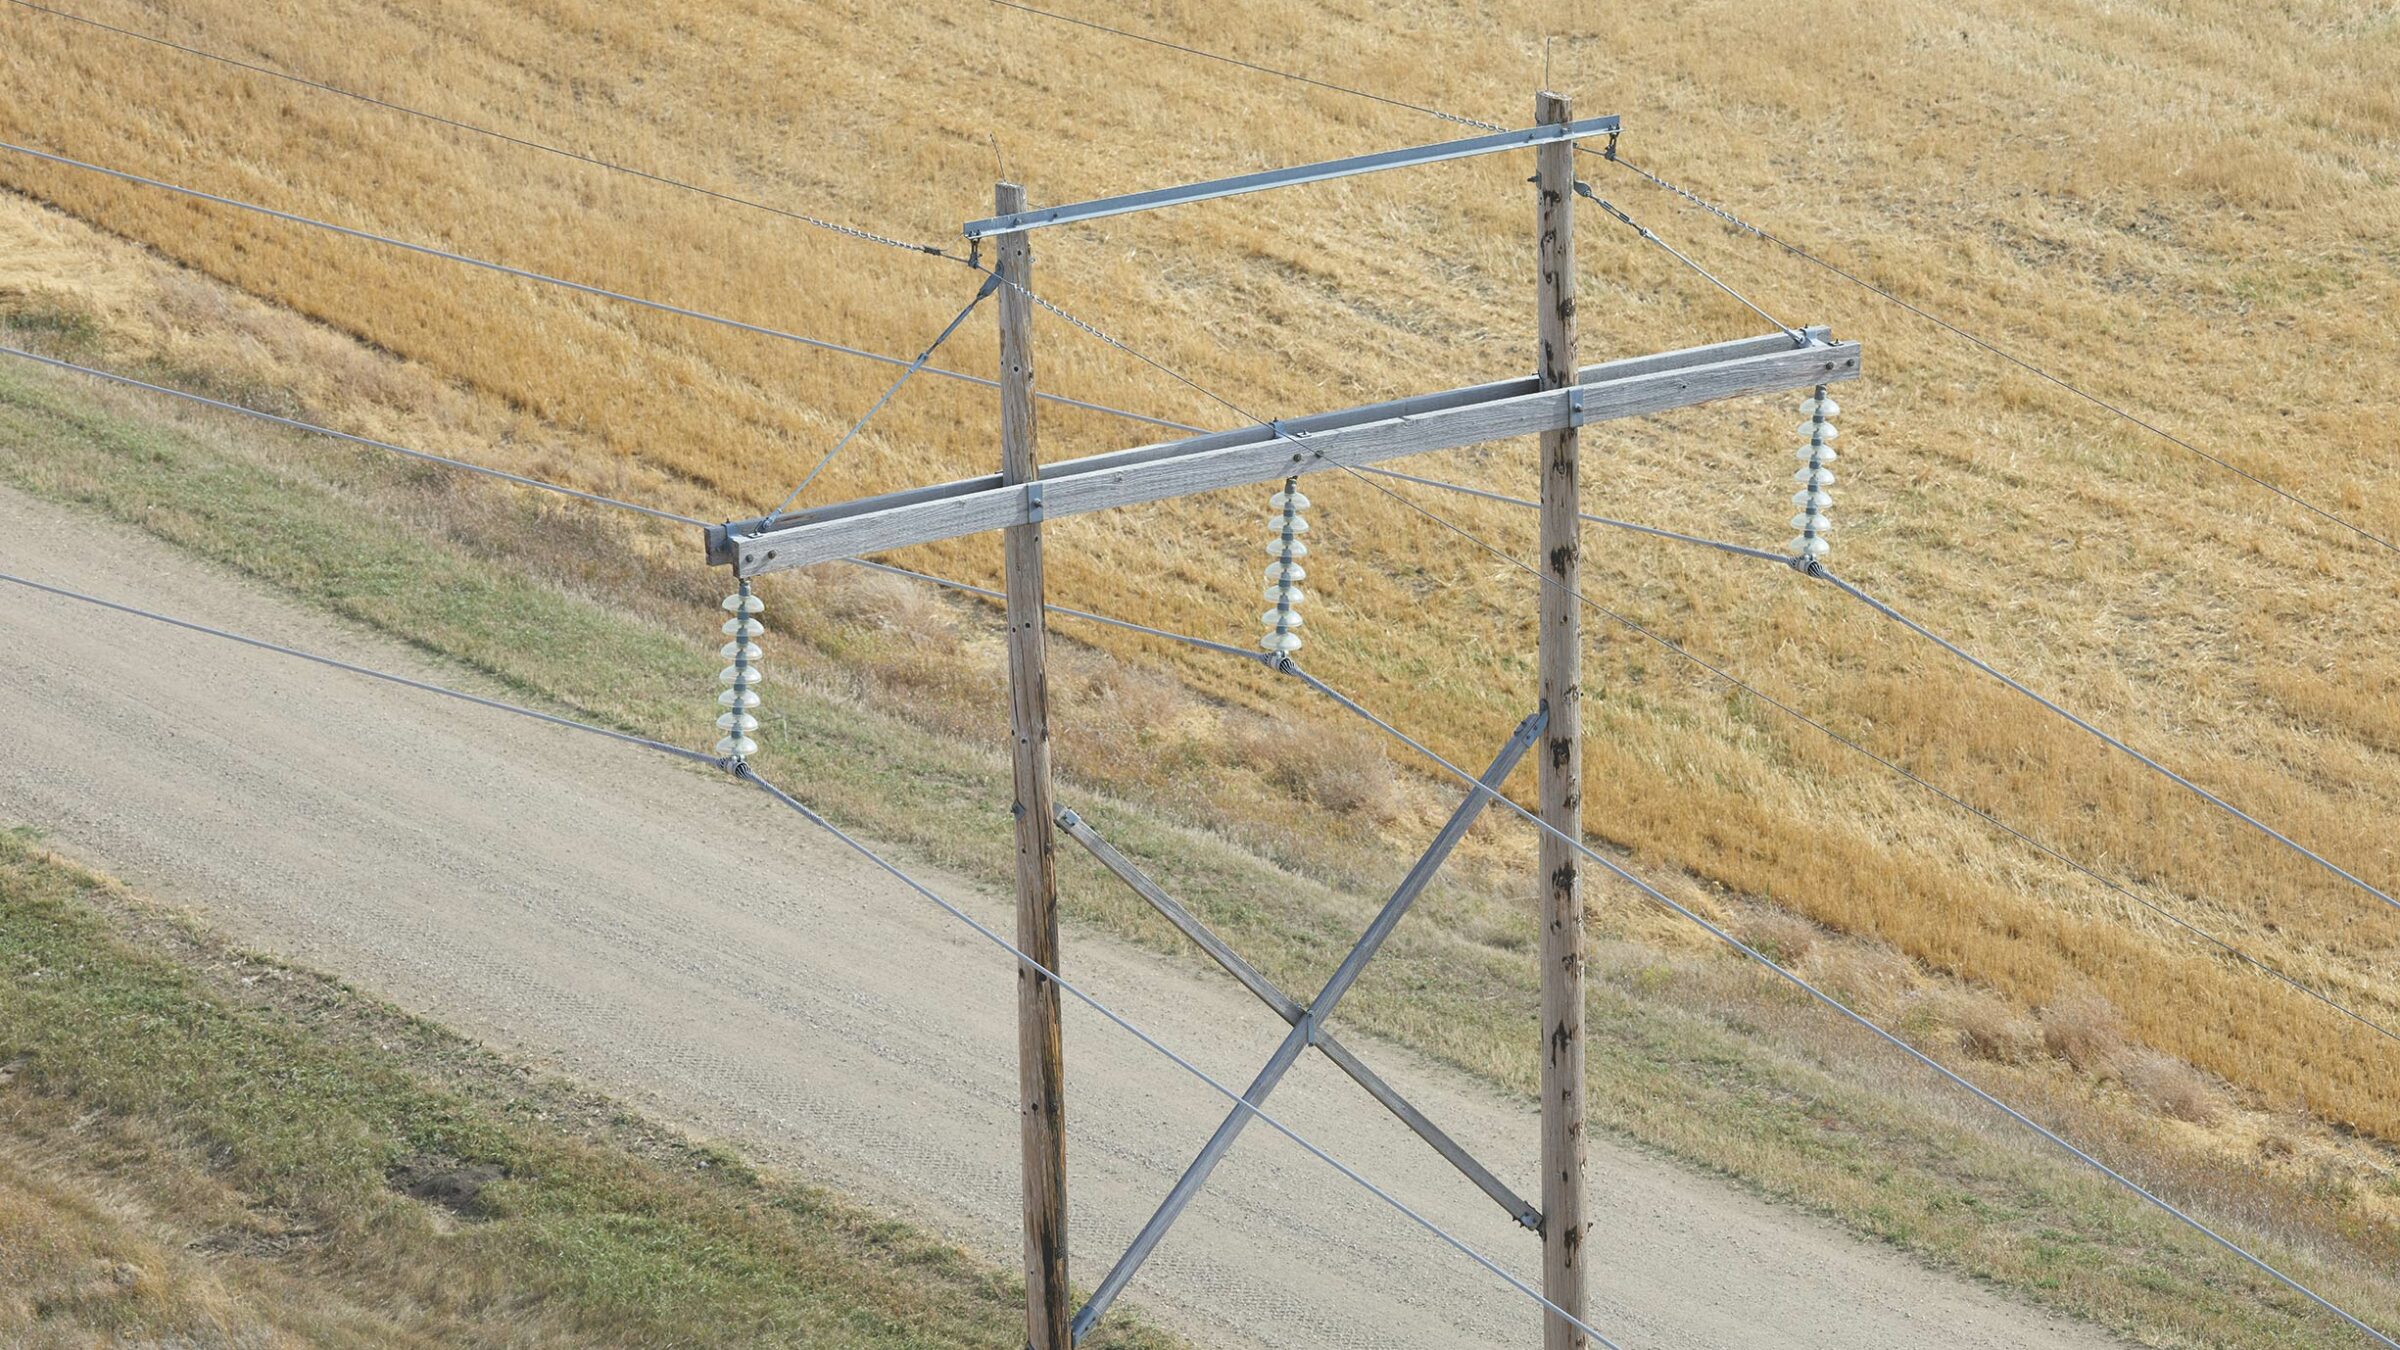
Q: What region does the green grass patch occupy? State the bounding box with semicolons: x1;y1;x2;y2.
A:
0;832;1172;1348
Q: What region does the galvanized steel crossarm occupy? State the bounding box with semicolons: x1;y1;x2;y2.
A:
714;330;1859;576
960;115;1621;239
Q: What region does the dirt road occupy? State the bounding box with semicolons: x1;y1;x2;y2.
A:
0;486;2116;1348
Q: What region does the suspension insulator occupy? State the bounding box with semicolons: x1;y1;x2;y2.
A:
1260;478;1310;654
715;581;763;759
1786;384;1839;561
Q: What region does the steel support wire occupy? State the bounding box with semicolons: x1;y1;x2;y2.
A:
1344;467;2400;1044
1276;656;2400;1350
0;343;706;527
1572;182;1805;346
1809;563;2400;917
3;566;1632;1350
0;140;1197;436
761;276;999;522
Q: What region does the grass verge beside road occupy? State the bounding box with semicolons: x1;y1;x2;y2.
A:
0;828;1174;1348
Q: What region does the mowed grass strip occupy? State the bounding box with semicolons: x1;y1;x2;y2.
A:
0;829;1176;1348
4;326;2399;1345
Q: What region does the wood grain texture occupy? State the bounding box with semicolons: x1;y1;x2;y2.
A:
997;182;1071;1350
1535;89;1590;1350
730;338;1861;575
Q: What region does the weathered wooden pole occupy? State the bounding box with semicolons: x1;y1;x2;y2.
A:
997;180;1070;1350
1533;90;1589;1350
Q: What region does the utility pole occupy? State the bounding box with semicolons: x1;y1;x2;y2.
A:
1533;89;1589;1350
707;121;1858;1347
997;180;1070;1350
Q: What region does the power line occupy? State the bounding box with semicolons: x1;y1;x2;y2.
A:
0;343;707;527
1276;655;2400;1350
961;179;2400;1029
840;558;1268;664
1350;468;2398;1043
1601;153;2399;559
1810;563;2399;916
1348;467;2400;1046
731;761;1629;1350
984;0;2397;559
0;564;1632;1350
984;0;1496;130
980;229;2400;1294
1357;467;1791;565
0;0;961;262
0;570;719;762
0;139;1198;436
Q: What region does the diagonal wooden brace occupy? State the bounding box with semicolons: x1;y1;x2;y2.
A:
1057;804;1542;1232
1070;709;1546;1340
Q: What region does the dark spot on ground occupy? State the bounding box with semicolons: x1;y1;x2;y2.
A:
386;1157;508;1218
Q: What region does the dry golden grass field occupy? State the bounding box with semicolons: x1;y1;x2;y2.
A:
2;0;2398;1332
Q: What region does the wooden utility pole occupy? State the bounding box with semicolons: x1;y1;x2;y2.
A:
706;117;1856;1350
1533;89;1589;1350
997;180;1070;1350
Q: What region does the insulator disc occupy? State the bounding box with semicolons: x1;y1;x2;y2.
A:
1271;490;1312;511
1266;515;1312;533
714;735;758;758
720;640;764;662
722;617;765;637
718;687;760;709
716;711;760;733
1259;630;1304;653
1794;466;1837;487
1266;537;1310;558
1793;445;1838;462
1790;512;1835;531
1260;608;1305;628
721;592;766;614
1787;535;1831;558
1798;396;1841;417
1792;489;1834;510
1264;561;1307;584
1796;420;1841;440
719;664;764;686
1263;584;1307;605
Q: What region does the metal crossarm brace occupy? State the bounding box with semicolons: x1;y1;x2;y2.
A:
708;329;1859;577
1056;802;1542;1231
962;115;1621;240
1071;710;1546;1339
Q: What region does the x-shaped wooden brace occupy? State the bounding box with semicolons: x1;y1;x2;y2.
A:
1061;708;1546;1338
